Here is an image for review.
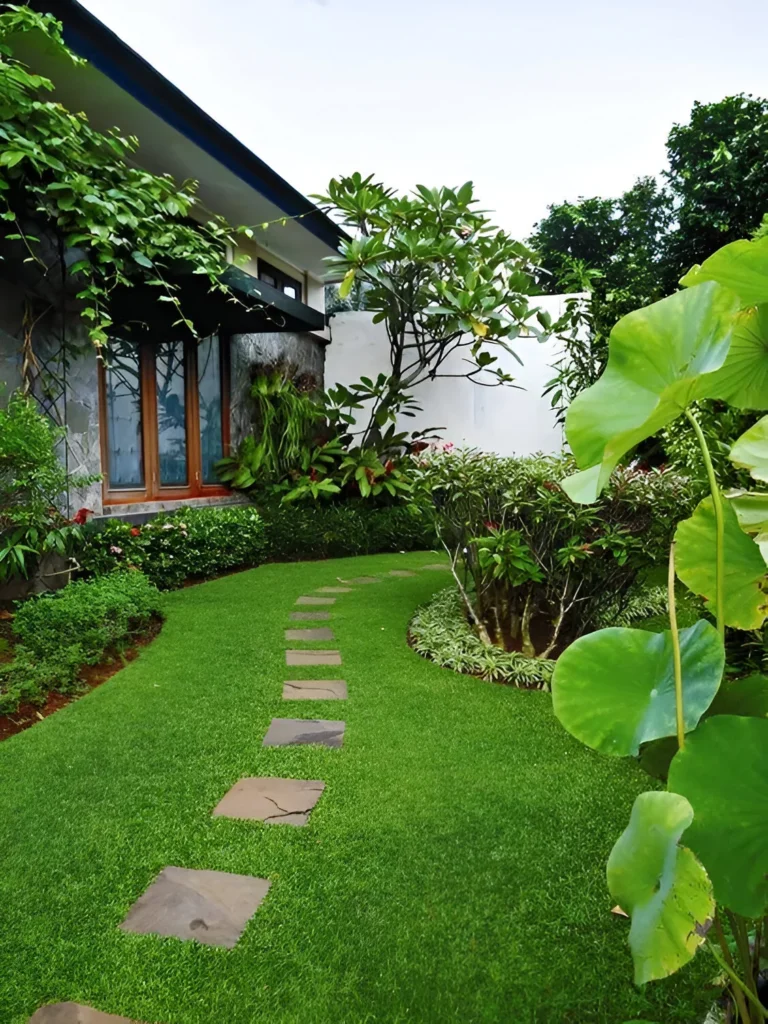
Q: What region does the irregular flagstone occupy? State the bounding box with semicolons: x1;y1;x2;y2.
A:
213;777;325;825
286;649;341;666
28;1006;137;1024
347;576;380;584
283;680;347;700
388;570;416;577
119;866;270;949
289;610;331;621
422;563;450;571
316;586;352;593
284;627;335;642
295;596;335;606
262;718;345;748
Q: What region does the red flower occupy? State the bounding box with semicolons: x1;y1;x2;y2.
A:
72;507;94;525
542;481;560;492
484;520;499;531
309;468;319;482
384;459;394;475
130;527;141;537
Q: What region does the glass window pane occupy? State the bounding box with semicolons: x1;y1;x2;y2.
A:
155;341;188;486
198;336;224;484
104;339;144;489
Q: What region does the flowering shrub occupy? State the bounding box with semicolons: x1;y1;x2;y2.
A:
77;505;267;589
411;449;697;656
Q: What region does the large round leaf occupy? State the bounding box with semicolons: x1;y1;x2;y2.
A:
675;496;768;630
562;282;739;504
698;305;768;410
668;715;768;918
708;674;768;718
552;620;723;756
728;489;768;564
730;415;768;482
607;791;714;985
681;236;768;308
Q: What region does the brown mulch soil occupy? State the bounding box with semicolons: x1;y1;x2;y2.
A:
0;616;163;743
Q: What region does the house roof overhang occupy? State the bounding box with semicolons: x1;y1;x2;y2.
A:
17;0;348;279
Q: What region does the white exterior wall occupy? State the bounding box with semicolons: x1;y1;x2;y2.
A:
325;295;576;457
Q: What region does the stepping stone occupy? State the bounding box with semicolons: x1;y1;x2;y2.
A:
28;1007;136;1024
262;718;345;748
120;866;270;949
422;563;450;571
213;777;325;826
286;649;341;666
296;596;335;606
290;611;331;621
283;680;347;700
316;586;352;593
284;627;335;641
388;570;416;577
348;576;380;584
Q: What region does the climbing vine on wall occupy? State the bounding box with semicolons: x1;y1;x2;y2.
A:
0;4;259;369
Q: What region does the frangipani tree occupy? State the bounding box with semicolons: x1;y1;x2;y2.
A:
313;174;548;442
551;232;768;1021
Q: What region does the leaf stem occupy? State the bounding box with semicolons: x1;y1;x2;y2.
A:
668;541;685;750
685;407;725;639
708;930;760;1023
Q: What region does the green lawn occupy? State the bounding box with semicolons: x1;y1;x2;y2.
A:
0;552;709;1023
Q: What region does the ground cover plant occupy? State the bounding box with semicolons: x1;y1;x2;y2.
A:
412;448;694;657
0;553;709;1023
551;231;768;1021
0;570;161;712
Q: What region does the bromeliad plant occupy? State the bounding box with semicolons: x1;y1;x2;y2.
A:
551;233;768;1020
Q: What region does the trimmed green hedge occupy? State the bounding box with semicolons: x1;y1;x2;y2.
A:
78;505;267;589
0;571;162;712
77;501;436;589
257;500;436;562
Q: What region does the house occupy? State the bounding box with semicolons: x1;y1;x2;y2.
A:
0;0;345;520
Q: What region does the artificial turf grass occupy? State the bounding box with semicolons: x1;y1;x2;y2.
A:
0;552;711;1024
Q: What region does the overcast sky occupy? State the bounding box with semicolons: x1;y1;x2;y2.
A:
81;0;768;240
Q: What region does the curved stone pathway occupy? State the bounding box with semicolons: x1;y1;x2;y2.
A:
28;560;449;1022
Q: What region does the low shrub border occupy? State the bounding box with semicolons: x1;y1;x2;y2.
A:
78;505;268;590
0;571;163;714
409;584;677;690
257;500;436;562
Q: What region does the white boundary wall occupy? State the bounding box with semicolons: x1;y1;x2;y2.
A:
325;295;576;456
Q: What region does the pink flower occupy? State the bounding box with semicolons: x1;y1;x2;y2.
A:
109;545;123;555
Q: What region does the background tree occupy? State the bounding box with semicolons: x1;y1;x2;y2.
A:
532;93;768;419
313;174;541;438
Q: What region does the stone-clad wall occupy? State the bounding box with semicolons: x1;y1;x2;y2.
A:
229;331;325;447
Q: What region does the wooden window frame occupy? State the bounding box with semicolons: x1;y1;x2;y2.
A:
257;258;303;302
98;336;231;506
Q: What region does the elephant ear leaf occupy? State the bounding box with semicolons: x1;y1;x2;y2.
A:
669;715;768;919
675;496;768;630
607;791;714;985
730;415;768;482
680;236;768;308
562;282;738;504
698;306;768;411
552;621;723;756
728;490;768;565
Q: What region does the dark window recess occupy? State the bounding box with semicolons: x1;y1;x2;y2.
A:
258;259;302;302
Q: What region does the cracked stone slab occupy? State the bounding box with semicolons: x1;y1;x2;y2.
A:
316;586;352;593
388;570;417;577
119;866;270;949
283;680;347;700
213;777;325;825
422;563;450;571
290;611;331;621
286;649;341;666
296;596;335;606
262;718;345;748
347;576;380;584
284;627;335;641
28;1007;137;1024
